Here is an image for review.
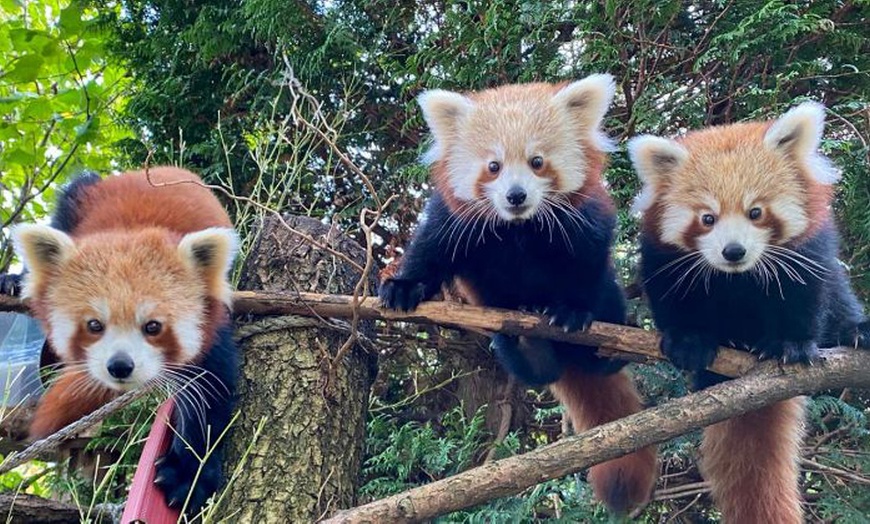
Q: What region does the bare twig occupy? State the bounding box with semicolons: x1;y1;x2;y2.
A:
0;384;156;476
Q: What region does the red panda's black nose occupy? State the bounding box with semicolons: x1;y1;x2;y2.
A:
506;187;527;207
722;243;747;262
107;352;135;379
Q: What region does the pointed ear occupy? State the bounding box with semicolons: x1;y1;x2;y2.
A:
12;224;75;298
178;227;239;307
764;101;825;156
628;135;688;183
553;74;616;131
628;135;689;213
417;89;473;142
763;101;839;184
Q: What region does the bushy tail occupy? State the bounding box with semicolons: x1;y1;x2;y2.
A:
30;370;116;439
701;397;805;524
550;367;658;514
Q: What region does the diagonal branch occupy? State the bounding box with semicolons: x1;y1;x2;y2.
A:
322;348;870;523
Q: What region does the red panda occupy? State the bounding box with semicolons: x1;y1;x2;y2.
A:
380;76;657;514
631;102;870;522
6;167;240;511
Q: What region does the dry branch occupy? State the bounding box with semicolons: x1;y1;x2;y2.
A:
0;290;771;378
233;291;758;377
0;384;155;476
323;348;870;523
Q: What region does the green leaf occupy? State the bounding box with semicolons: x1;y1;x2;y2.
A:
22;97;53;120
59;4;84;36
5;147;36;166
6;54;44;82
74;115;99;142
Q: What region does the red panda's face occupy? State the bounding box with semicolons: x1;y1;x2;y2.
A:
418;75;616;222
13;226;238;391
631;102;838;275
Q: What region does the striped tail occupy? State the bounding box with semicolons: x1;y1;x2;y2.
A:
550;367;658;514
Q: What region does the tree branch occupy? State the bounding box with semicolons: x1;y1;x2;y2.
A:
0;290;768;378
0;384;155;476
323;349;870;523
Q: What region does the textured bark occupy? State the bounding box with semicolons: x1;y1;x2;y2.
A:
0;493;118;523
324;348;870;523
231;291;756;377
220;215;376;523
1;290;758;378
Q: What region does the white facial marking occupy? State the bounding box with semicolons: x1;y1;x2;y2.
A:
87;327;164;391
545;148;586;192
697;215;771;273
659;204;695;247
47;310;76;360
769;196;809;241
484;163;551;221
135;301;156;325
174;312;204;362
444;145;484;202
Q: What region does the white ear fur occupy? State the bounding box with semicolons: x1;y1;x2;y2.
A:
11;224;75;298
417;89;473;164
627;135;689;213
764;101;839;184
553;74;616;149
178;227;239;307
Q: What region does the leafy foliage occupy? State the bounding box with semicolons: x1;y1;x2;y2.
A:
0;0;131;272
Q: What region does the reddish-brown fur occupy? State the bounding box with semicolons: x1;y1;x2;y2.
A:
73;167;232;236
435;80;653;511
551;369;657;512
642;121;833;247
701;398;805;524
30;371;116;438
26;167;233;438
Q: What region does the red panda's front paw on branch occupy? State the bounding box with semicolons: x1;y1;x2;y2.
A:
543;305;594;333
660;331;719;373
154;446;221;513
0;273;22;297
378;278;427;312
756;339;820;364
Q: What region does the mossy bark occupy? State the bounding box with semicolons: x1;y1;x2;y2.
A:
221;215;376;522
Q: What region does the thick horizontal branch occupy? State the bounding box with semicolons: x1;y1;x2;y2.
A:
0;291;764;378
323;348;870;523
232;291;757;377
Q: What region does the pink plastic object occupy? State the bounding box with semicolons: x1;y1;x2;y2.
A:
121;398;181;523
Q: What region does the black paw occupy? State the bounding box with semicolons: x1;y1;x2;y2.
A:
756;339;819;364
0;273;22;297
379;278;426;312
544;305;594;333
660;331;719;373
154;446;221;514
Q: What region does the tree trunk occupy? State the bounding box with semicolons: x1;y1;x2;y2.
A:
220;215;377;522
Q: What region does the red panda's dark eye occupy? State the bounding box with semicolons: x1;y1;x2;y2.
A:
86;319;104;334
701;214;716;227
488;161;501;174
748;207;762;220
529;156;544;170
143;320;162;336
